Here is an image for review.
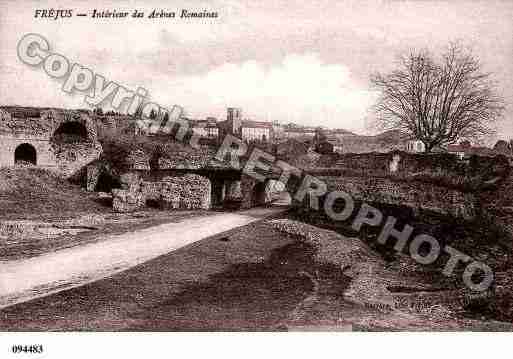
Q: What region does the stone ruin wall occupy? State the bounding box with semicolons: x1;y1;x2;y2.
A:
0;108;101;178
297;151;511;221
112;172;211;213
92;140;511;221
315;150;510;184
319;175;477;220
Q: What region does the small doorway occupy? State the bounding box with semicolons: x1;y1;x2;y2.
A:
14;143;37;165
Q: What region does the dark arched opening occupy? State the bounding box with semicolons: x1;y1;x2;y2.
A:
251;181;269;207
52;121;89;143
15;143;37;165
95;171;120;193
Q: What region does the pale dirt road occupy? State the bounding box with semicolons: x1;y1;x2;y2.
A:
0;206;286;309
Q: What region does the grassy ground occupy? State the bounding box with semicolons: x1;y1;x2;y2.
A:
1;218;511;331
1;166;511;330
0;210;212;261
0;167;110;221
0;221;305;331
287;205;513;326
0;167;215;260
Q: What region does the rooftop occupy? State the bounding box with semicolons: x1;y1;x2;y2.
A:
241;120;273;129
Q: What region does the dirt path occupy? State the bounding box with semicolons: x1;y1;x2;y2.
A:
0;206;286;309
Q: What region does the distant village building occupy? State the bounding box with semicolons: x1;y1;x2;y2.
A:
272;121;285;140
325;136;344;154
240;120;273;142
446;140;510;159
405;140;426;153
191;117;219;139
447;140;472;159
219;107;273;142
220;107;242;135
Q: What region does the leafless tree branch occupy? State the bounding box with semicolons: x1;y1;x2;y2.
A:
370;42;505;152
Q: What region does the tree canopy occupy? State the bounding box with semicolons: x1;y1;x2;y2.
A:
371;43;504;152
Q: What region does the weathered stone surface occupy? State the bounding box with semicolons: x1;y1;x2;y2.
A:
160;180;181;209
318;175;477;220
240;175;274;209
126;149;150;171
112;188;145;213
112;173;211;211
120;172;142;192
225;180;242;200
141;181;163;202
157;147;233;170
111;172;145;212
0;107;101;178
158;174;211;210
86;164;101;192
158;149;215;170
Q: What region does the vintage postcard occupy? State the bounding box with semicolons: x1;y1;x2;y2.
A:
0;0;512;357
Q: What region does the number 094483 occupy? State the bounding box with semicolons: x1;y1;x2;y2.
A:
11;345;43;354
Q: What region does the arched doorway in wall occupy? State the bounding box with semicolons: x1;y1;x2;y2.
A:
251;180;270;207
14;143;37;165
52;121;89;143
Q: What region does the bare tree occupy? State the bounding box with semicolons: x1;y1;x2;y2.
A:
371;43;504;152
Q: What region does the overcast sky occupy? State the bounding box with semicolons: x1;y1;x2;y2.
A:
1;0;512;138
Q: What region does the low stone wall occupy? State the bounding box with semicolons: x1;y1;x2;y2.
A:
159;174;211;210
158;147;232;170
286;151;507;220
320;176;477;220
312;151;510;192
111;172;211;212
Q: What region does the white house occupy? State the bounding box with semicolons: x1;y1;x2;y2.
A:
405;140;425;153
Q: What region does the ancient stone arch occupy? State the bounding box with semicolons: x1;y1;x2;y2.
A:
43;109;98;142
52;121;90;143
0;107;102;176
240;175;275;208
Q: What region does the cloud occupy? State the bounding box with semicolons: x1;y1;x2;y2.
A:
153;53;375;132
2;0;511;136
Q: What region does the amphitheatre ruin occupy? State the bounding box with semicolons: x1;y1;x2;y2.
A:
0;105;512;222
2;105;513;330
0;106;101;176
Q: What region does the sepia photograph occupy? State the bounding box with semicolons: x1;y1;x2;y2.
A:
0;0;512;357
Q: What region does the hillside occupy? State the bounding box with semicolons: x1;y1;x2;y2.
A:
0;168;109;220
338;130;409;153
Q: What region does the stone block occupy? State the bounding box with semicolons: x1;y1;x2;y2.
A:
120;172;142;192
112;188;145;213
86;165;101;192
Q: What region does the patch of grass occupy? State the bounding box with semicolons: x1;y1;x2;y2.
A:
0;210;209;261
0;167;110;220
